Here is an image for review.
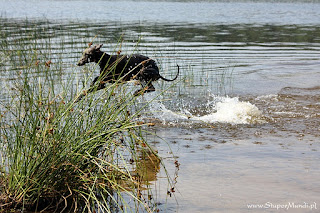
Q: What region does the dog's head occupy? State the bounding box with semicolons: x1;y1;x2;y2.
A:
77;44;103;66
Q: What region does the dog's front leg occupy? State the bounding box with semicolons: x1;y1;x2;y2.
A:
90;76;100;87
87;76;106;94
75;76;106;102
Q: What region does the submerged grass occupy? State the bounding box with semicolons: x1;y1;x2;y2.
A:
0;19;172;212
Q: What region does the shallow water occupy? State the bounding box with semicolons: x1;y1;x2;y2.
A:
142;87;320;212
1;0;320;212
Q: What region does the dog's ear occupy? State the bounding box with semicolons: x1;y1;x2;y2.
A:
94;44;103;51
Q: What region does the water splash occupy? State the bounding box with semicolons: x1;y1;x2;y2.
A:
194;97;263;124
141;93;264;125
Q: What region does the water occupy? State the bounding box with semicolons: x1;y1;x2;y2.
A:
1;0;320;212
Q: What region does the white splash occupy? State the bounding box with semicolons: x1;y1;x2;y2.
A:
194;97;263;124
141;93;264;125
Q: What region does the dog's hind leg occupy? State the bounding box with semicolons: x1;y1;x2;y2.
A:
145;82;155;93
133;80;155;96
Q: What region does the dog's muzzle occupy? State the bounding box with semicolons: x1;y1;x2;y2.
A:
77;58;88;66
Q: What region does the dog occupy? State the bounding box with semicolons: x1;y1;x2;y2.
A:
76;44;179;101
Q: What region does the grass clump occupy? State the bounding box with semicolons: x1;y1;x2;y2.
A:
0;38;166;212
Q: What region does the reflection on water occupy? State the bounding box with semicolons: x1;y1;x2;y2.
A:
1;1;320;211
133;149;161;185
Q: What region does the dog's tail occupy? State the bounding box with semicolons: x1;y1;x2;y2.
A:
159;65;180;82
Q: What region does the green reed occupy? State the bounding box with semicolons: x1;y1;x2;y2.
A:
0;19;170;212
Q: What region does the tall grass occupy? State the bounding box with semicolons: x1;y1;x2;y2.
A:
0;19;171;212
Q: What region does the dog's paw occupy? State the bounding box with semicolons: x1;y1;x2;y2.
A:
133;89;144;96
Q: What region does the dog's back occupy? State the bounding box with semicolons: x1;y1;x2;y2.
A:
103;54;159;82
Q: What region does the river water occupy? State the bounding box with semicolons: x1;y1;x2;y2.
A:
1;0;320;212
